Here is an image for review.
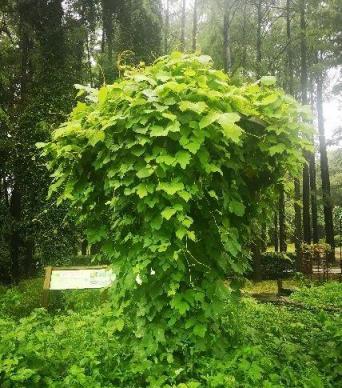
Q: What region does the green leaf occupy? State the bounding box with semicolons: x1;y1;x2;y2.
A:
269;144;286;156
229;200;245;216
151;214;163;230
175;150;191;169
260;76;276;86
193;324;207;338
183;138;201;154
136;166;154;179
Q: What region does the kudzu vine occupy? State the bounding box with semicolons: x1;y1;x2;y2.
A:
40;52;311;383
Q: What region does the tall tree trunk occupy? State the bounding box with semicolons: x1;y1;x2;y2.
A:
287;0;302;266
223;0;231;72
180;0;186;51
279;187;287;252
256;0;262;78
192;0;198;52
299;0;311;244
308;78;319;243
164;0;169;54
317;73;335;260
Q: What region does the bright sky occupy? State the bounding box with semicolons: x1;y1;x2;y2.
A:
323;67;341;144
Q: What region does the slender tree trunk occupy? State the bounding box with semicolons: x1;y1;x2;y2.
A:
164;0;169;54
317;73;335;260
180;0;186;51
223;0;231;72
192;0;198;52
241;0;247;70
81;239;88;256
279;187;287;252
274;212;279;252
299;0;311;244
256;0;262;78
309;153;318;243
294;178;303;270
9;183;21;282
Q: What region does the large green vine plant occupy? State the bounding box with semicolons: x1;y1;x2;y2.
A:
40;52;311;384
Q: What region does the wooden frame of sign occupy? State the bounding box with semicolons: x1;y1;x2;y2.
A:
41;266;114;308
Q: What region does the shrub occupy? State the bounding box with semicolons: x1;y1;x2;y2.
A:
257;252;295;280
39;52;310;384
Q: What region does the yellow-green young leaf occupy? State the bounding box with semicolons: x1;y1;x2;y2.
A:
260;94;279;106
166;120;181;133
199;111;221;129
179;101;208;114
36;142;47;149
156;154;175;166
87;130;105;146
98;86;108;104
260;76;276;86
220;123;243;143
161;207;177;220
176;226;187;240
136;166;154;179
218;112;240;126
187;230;196;241
175;150;191;169
157;181;184;195
136;184;148;198
208;190;218;200
178;190;192;202
268;144;286;156
150;125;169;137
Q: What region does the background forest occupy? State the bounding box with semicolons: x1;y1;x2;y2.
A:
0;0;341;282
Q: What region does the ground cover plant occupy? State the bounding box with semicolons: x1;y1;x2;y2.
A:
0;281;341;387
34;52;313;384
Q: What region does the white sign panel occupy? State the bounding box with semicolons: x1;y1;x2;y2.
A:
49;268;115;290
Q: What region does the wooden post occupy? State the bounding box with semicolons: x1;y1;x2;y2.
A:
42;266;52;308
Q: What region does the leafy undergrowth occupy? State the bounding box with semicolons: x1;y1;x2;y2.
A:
290;281;342;309
243;279;300;294
0;281;341;387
